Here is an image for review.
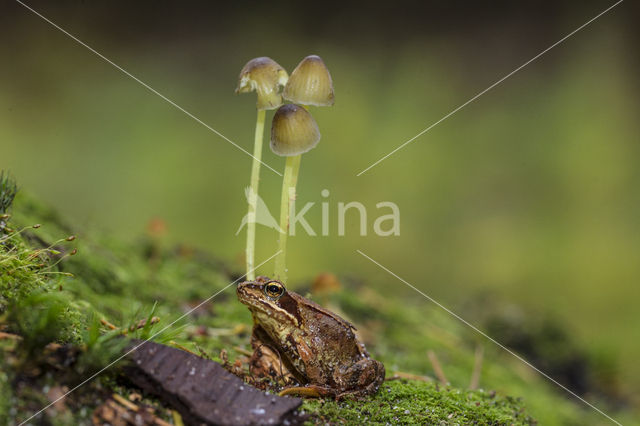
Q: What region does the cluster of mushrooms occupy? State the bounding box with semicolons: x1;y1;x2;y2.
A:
237;55;334;283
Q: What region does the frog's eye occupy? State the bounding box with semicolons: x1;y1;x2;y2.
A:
264;281;285;299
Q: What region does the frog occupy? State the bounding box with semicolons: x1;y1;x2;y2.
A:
236;276;385;399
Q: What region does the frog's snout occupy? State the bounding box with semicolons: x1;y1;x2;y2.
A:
236;280;257;302
236;281;247;299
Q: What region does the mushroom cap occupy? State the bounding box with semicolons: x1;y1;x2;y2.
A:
270;104;321;156
283;55;334;107
236;57;289;110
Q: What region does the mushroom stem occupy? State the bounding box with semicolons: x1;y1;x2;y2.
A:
290;154;301;190
246;109;266;280
274;154;301;281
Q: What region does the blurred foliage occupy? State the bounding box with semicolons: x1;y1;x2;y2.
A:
9;291;83;357
0;172;18;215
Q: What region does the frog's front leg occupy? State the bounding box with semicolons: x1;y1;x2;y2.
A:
334;358;386;399
249;325;296;385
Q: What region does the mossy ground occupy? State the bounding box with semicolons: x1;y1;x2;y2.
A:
1;191;634;425
302;381;533;425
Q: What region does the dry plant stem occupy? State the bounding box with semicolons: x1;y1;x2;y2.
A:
172;410;185;426
427;350;448;385
386;371;434;382
112;393;139;411
246;109;266;281
169;340;197;355
274;155;301;281
100;319;117;330
469;344;484;390
0;331;22;340
233;346;253;356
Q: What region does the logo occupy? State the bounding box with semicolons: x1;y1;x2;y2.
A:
235;187;284;235
236;188;400;237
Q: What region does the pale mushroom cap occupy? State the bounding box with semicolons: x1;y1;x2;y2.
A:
270;104;321;156
283;55;334;107
236;57;289;110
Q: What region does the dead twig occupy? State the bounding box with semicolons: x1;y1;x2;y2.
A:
92;396;172;426
128;316;160;332
0;331;22;340
233;346;253;356
112;393;138;412
427;350;448;385
172;410;185;426
46;386;69;413
469;344;484;390
120;316;160;335
169;341;197;356
203;324;248;337
385;371;434;382
100;319;118;330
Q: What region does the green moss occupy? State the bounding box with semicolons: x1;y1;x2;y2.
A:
304;380;534;425
0;228;60;313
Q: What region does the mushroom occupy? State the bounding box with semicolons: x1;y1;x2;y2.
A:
270;104;321;282
237;57;289;110
270;55;334;281
270;104;321;156
236;57;288;280
268;56;334;282
283;55;334;106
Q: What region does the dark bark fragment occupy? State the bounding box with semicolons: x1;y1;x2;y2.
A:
124;340;303;426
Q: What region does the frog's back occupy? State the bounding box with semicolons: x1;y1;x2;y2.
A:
292;292;367;361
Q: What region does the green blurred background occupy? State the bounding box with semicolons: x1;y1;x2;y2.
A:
2;0;639;413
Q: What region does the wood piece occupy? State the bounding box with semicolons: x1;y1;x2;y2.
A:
124;340;303;426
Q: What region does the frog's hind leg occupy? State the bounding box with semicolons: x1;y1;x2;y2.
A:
334;358;386;400
335;376;383;401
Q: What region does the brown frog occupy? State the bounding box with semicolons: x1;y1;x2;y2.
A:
236;276;385;399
